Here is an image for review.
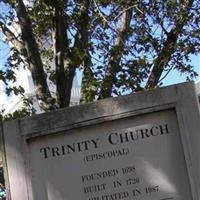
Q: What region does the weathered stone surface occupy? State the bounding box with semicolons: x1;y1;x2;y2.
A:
1;82;200;200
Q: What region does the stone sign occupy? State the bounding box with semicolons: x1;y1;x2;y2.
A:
1;82;200;200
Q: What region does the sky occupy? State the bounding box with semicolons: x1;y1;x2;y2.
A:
0;32;10;69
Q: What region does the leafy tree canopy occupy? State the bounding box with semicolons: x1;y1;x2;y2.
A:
0;0;199;119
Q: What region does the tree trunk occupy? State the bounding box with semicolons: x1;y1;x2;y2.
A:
16;0;55;111
52;2;70;108
98;2;133;99
146;0;194;89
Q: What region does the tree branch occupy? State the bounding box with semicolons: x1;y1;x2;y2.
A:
93;0;117;33
98;1;133;99
146;0;195;89
114;5;143;21
51;1;71;108
0;21;25;54
71;1;94;103
16;0;55;111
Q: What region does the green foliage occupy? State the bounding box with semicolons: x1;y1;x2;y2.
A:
0;0;199;118
0;96;36;123
2;108;33;122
